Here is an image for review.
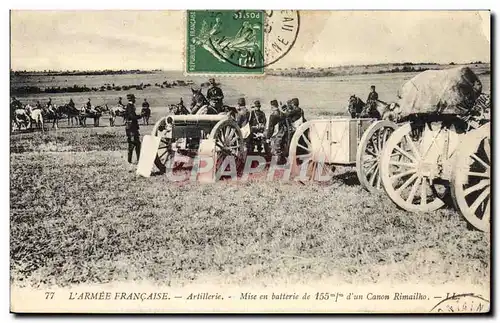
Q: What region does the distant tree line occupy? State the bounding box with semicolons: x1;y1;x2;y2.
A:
10;69;161;76
11;79;195;95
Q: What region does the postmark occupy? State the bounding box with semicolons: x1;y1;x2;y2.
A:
186;10;299;74
430;293;490;313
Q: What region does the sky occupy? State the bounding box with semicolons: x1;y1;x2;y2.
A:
10;10;490;71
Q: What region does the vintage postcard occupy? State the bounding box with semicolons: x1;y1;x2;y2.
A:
10;10;491;313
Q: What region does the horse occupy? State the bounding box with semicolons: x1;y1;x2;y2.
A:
59;104;80;126
12;108;31;131
42;106;63;129
190;87;209;111
109;106;126;125
347;95;398;120
168;103;191;115
26;106;45;132
78;106;102;127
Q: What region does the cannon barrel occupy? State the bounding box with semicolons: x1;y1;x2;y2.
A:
165;114;228;125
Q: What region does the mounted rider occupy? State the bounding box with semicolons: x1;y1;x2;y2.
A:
85;98;92;112
206;78;224;113
11;97;22;110
365;85;379;116
118;97;125;108
68;98;75;109
247;100;268;154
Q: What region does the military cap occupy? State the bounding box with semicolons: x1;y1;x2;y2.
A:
238;98;246;105
127;94;136;100
291;98;299;106
270;99;278;106
371;85;376;88
254;100;261;106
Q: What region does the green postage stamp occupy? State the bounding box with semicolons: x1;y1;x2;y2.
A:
186;10;300;74
187;10;265;74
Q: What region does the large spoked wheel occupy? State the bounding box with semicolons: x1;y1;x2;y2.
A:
288;122;331;180
451;123;491;232
209;119;244;173
289;122;312;165
151;117;175;170
356;120;397;193
380;122;450;212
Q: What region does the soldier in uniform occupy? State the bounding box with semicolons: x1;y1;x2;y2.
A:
365;85;379;116
247;100;268;154
235;97;249;127
266;100;289;164
86;98;92;111
288;97;305;124
141;98;151;125
68;98;75;109
206;78;224;113
118;97;125;108
367;85;379;102
124;94;142;166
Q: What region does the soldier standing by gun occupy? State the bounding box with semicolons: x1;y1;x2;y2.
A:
266;100;289;164
247;100;268;154
124;94;142;168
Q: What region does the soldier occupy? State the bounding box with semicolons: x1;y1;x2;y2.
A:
367;85;379;102
365;85;379;115
118;97;125;108
68;98;75;109
86;98;92;111
235;97;249;127
141;98;151;125
288;97;305;124
35;100;43;109
247;100;268;154
124;94;142;167
47;97;53;109
206;78;224;113
266;99;289;164
11;97;22;110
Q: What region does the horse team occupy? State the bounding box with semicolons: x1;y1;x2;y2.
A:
10;97;152;132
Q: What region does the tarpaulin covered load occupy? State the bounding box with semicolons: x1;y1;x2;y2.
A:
396;66;483;118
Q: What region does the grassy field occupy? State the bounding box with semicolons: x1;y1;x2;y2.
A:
10;124;490;288
10;69;491;289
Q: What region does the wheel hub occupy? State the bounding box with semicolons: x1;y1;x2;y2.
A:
416;161;437;178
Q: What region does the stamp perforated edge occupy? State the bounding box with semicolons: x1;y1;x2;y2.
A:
182;10;267;78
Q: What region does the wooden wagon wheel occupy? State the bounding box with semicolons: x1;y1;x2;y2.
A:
451;123;491;232
151;116;175;170
288;122;331;180
356;120;397;193
209;118;244;174
380;122;449;212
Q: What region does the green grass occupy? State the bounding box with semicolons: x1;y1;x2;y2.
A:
10;127;490;288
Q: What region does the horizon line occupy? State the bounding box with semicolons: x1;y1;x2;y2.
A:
10;61;490;73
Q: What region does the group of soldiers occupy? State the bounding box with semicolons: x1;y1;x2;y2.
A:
195;78;306;162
